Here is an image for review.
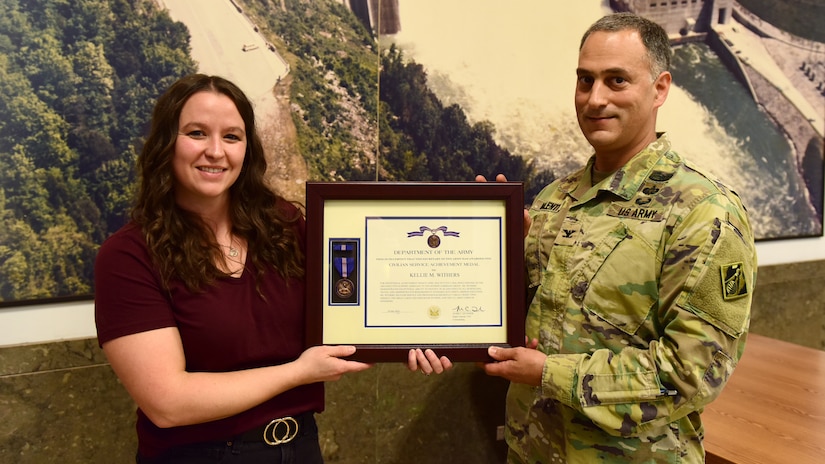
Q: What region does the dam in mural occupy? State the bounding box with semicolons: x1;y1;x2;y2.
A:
369;0;823;239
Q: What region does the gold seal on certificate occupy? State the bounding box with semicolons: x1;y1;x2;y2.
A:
428;306;441;319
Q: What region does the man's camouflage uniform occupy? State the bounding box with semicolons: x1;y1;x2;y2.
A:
506;134;757;463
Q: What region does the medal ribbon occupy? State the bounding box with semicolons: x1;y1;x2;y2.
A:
333;243;355;279
406;226;460;237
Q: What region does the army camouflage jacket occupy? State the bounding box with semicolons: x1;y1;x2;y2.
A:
505;134;757;463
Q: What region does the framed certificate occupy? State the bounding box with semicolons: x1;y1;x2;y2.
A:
305;182;525;362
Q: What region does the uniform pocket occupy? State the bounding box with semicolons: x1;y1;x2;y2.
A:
574;222;659;336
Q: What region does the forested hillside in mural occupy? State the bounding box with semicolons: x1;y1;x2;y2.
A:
0;0;196;304
1;0;542;305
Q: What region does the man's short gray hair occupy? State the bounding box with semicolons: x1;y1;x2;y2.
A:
580;12;672;79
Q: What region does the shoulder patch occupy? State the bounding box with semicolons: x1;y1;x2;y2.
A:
721;262;748;300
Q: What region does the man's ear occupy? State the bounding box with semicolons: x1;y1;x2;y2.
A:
653;71;672;108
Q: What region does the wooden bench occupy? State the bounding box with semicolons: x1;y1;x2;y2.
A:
703;333;825;463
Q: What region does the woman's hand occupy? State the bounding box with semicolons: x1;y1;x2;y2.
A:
103;331;372;428
406;348;453;375
295;345;372;382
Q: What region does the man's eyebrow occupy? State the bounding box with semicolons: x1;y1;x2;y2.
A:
602;67;629;75
576;67;629;76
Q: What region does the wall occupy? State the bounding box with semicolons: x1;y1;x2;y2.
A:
3;238;822;346
0;339;136;464
2;251;824;463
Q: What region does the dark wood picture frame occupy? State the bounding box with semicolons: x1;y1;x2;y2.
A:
305;182;525;362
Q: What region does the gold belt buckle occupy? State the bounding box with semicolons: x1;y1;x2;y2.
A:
263;416;299;445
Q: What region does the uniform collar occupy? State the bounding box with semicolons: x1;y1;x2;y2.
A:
559;133;674;203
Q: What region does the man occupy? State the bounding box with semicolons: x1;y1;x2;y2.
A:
482;13;757;463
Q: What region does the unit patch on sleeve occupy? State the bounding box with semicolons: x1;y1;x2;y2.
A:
720;262;748;300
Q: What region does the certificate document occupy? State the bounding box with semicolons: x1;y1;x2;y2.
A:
365;216;503;328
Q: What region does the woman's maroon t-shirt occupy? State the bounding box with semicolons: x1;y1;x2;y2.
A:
94;209;323;458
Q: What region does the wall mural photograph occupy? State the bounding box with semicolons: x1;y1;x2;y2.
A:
0;0;822;306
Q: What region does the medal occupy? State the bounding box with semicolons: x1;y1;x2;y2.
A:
335;278;354;298
333;243;356;299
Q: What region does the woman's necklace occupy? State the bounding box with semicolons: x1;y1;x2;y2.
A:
227;244;239;258
222;236;240;258
221;236;244;276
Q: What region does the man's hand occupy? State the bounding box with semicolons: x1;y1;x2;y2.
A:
482;345;545;386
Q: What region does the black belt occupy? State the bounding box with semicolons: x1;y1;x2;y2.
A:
235;412;315;446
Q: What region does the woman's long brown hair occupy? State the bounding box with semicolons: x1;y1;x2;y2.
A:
131;74;303;292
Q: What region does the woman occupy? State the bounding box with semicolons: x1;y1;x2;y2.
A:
94;74;376;463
